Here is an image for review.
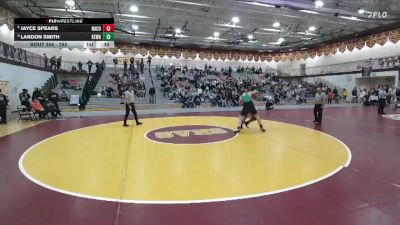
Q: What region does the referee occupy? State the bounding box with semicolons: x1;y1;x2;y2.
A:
122;85;142;127
378;86;387;115
313;87;326;124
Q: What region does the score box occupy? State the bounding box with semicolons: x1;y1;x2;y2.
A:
102;32;114;41
102;24;114;32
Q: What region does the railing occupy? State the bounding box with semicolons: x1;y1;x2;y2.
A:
80;66;104;110
278;55;400;77
0;41;88;72
102;56;276;72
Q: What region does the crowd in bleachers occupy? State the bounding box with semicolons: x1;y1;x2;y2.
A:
153;65;400;110
156;65;272;108
100;67;146;99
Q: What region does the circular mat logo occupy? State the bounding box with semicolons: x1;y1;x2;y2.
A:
145;125;237;144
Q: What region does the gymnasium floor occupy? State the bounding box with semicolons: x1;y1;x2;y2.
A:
0;106;399;225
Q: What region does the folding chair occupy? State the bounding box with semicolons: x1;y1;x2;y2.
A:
17;105;35;122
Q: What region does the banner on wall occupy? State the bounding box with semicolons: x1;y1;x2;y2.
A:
274;54;282;62
338;43;346;53
389;28;400;44
301;51;309;60
266;54;273;62
316;48;323;57
212;52;219;60
288;52;295;61
355;38;366;50
219;52;227;60
149;46;158;56
233;53;240;61
346;40;355;51
366;35;376;48
376;32;388;46
139;47;147;56
198;51;205;59
323;46;330;56
247;52;253;61
257;54;264;62
329;44;338;55
116;57;135;64
206;52;212;60
361;59;373;77
309;50;316;59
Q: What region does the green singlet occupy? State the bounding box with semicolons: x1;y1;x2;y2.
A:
241;93;252;103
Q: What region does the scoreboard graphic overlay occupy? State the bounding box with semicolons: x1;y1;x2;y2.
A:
14;18;114;49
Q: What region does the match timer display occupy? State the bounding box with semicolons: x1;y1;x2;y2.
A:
14;18;115;49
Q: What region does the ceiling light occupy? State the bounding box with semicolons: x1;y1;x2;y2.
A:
213;32;220;37
358;9;365;14
130;5;139;12
65;0;75;7
308;26;316;32
247;34;254;40
299;10;319;14
231;16;240;24
65;0;75;9
273;22;280;28
278;37;284;43
263;28;281;32
175;28;182;34
246;2;275;8
339;16;363;21
315;0;323;7
262;44;267;47
131;25;138;30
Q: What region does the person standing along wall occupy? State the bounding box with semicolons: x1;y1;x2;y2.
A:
87;60;93;74
149;86;156;104
313;87;326;124
378;86;387;115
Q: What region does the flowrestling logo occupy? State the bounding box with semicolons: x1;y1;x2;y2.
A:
145;125;237;144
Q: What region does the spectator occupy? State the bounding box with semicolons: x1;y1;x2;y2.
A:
43;99;58;118
313;87;326;124
19;89;31;111
56;56;62;70
327;89;334;104
87;60;93;73
123;59;128;72
113;58;118;70
149;86;156;104
140;58;144;74
49;89;61;117
378;86;387;115
32;100;45;119
78;61;83;72
32;87;43;101
43;54;48;68
352;87;358;103
342;88;347;101
147;56;152;67
0;89;9;123
50;56;56;70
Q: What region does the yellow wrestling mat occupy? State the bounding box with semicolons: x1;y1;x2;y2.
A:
19;116;351;203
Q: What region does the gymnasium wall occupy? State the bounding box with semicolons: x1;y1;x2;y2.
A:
0;62;53;111
279;41;400;73
304;70;399;100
